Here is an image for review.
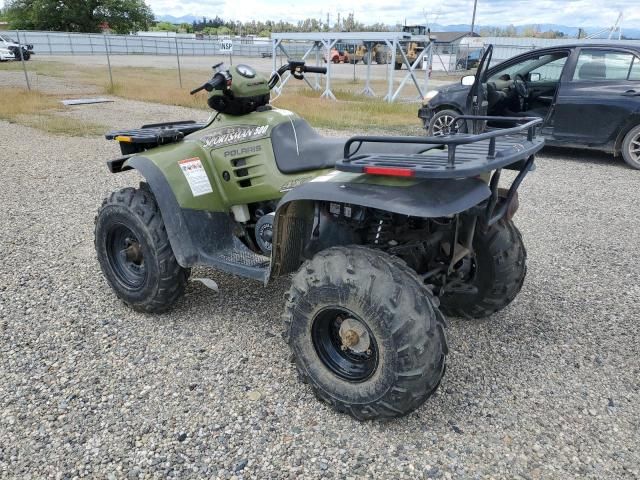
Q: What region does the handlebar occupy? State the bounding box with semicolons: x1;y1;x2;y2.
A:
190;73;226;95
191;61;327;95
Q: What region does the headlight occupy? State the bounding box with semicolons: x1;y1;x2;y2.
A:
423;90;439;104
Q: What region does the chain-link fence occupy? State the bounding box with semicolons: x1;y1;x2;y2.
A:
5;30;312;57
431;37;640;73
5;30;640;95
2;30;314;91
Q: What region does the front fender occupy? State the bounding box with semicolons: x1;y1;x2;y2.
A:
269;175;491;278
122;156;236;269
124;156;200;267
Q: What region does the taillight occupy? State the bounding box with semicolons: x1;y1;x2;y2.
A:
363;166;415;177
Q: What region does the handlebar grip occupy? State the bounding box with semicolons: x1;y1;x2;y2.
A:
190;74;225;95
304;66;327;74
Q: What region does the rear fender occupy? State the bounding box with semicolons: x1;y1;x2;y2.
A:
269;175;491;278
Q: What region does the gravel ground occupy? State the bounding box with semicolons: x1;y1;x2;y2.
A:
0;98;639;480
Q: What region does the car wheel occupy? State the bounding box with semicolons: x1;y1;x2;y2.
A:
621;124;640;170
428;109;466;136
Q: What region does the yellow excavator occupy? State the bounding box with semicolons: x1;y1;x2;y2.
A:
394;25;429;70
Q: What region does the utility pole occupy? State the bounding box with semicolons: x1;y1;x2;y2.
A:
470;0;478;35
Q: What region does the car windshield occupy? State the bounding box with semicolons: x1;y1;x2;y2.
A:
0;34;17;43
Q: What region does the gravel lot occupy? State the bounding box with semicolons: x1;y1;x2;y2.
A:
0;98;639;479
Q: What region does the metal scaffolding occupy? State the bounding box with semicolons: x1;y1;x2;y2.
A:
271;32;433;103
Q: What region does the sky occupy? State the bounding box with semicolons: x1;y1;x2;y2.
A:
143;0;638;28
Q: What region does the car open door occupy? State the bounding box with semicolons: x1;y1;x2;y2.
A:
466;45;493;133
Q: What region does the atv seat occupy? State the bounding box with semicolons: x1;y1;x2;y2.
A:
271;119;438;174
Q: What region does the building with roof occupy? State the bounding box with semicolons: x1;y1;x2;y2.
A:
431;31;481;53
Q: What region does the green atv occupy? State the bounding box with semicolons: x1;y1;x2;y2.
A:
95;60;543;420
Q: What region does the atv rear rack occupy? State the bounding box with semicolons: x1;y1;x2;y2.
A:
337;116;544;179
106;120;207;155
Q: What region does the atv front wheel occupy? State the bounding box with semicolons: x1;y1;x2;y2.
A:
284;246;447;420
95;187;190;313
439;219;527;319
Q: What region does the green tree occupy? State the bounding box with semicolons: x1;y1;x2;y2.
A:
151;21;177;32
5;0;154;33
178;22;192;33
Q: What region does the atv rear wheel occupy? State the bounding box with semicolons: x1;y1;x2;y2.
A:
284;246;447;420
439;219;527;319
95;187;190;313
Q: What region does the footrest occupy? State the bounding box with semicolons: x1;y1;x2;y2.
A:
218;238;270;269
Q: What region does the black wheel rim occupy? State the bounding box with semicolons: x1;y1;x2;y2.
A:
105;223;147;290
311;307;379;382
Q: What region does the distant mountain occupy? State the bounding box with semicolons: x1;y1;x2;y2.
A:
153;15;640;39
155;14;200;24
428;23;640;39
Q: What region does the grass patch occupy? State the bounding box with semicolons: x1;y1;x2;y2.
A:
104;78;203;109
3;60;427;132
272;93;420;131
94;68;422;131
0;87;60;115
0;88;106;136
18;114;106;136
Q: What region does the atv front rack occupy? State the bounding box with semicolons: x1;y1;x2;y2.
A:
106;120;207;155
337;116;544;179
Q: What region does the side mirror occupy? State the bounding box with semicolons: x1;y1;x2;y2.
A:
461;75;475;86
529;72;541;82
